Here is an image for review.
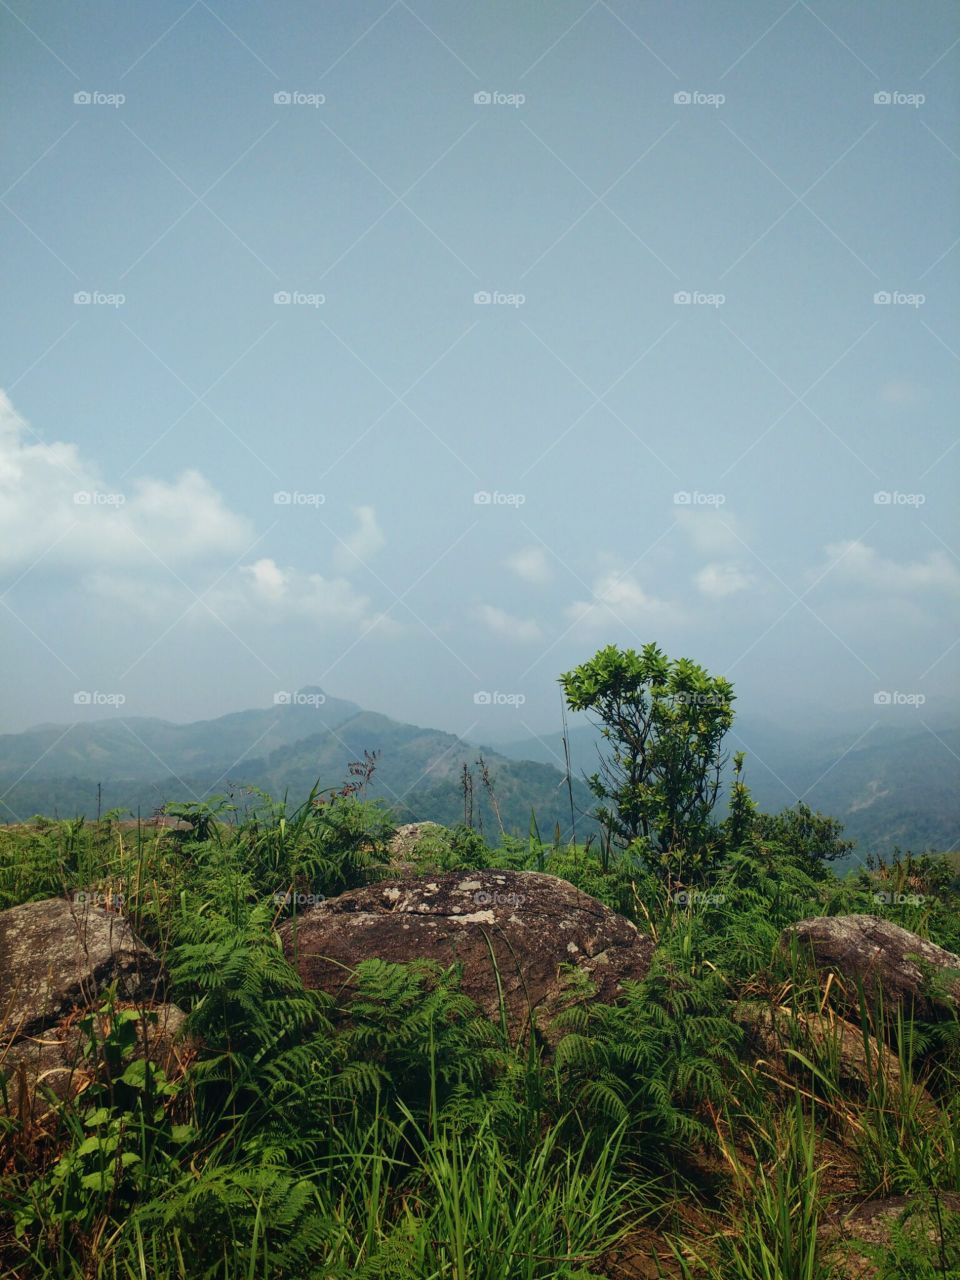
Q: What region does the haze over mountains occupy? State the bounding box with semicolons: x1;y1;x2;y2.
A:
1;689;956;866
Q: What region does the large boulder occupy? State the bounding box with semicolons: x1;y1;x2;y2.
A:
781;915;960;1019
280;869;655;1041
0;897;162;1041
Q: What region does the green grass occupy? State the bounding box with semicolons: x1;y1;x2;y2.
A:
2;800;959;1279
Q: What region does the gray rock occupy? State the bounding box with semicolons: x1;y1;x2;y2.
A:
819;1194;960;1278
1;1003;188;1124
781;914;960;1019
0;897;162;1042
281;869;655;1042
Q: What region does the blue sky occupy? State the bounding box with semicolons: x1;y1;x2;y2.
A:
1;0;958;743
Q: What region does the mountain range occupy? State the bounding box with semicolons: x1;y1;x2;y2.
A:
1;691;956;864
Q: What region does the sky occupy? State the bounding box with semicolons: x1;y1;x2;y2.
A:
1;0;958;747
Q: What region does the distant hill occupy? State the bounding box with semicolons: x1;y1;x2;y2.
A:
484;718;960;865
0;688;361;781
2;694;955;861
0;696;595;842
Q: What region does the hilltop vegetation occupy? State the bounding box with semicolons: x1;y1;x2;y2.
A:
1;645;958;1279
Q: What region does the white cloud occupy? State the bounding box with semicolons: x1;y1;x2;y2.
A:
819;540;960;595
675;507;743;555
475;603;543;643
333;505;384;571
695;562;752;598
90;556;397;634
0;390;251;572
505;545;552;584
566;570;680;631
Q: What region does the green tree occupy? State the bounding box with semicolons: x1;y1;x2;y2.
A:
559;643;735;877
750;801;854;877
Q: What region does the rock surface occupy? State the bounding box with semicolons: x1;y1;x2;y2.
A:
387;822;447;862
781;915;960;1019
281;869;655;1040
819;1194;960;1278
0;897;162;1041
1;1003;188;1123
736;1003;908;1097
